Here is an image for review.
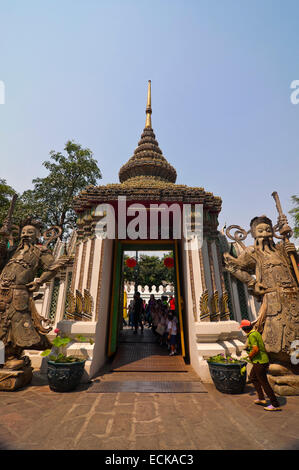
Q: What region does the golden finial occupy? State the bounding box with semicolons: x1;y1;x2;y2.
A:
145;80;152;128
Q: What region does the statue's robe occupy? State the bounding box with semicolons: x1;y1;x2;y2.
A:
224;242;299;363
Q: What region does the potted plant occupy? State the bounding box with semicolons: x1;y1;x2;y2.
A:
41;328;94;392
207;353;248;394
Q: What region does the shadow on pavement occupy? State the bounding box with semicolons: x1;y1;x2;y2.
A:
244;382;288;406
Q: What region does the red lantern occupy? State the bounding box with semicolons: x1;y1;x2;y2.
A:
126;257;137;268
164;257;174;268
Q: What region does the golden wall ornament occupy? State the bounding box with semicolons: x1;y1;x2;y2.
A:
65;290;76;318
199;290;210;321
220;290;230;321
65;289;93;321
210;290;220;322
83;289;93;318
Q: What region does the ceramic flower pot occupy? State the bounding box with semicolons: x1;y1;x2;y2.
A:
208;361;247;394
47;360;86;392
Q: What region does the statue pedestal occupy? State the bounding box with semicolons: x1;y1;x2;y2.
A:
0;366;33;391
268;363;299;396
194;321;247;383
268;374;299;396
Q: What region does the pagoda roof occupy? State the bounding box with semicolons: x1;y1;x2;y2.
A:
74;81;222;214
73;178;221;213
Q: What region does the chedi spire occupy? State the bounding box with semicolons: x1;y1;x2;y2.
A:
118;81;177;184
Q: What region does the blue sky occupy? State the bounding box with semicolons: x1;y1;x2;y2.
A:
0;0;299;239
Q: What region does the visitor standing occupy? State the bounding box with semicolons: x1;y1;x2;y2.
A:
169;295;176;312
133;292;144;334
146;294;156;327
157;308;168;346
128;300;134;328
240;320;281;411
167;313;178;356
152;299;162;334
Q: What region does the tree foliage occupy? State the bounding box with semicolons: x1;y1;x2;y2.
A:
0;178;16;224
289;195;299;239
123;253;174;287
18;141;102;238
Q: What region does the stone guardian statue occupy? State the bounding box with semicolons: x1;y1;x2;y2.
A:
224;213;299;395
0;214;68;390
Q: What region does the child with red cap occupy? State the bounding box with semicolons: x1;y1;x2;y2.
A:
240;319;281;411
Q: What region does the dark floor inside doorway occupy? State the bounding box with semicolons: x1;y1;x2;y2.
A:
112;327;186;372
88;326;207;393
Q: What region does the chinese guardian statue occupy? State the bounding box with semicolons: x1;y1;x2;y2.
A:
0;213;67;390
224;213;299;395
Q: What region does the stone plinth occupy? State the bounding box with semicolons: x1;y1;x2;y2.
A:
267;363;299;396
0;366;33;391
196;321;244;343
23;349;51;371
195;321;246;383
56;320;96;338
268;374;299;396
24;321;96;384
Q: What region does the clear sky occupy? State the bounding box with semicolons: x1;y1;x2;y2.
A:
1;0;299;240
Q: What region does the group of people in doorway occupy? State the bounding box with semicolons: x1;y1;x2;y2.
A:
127;293;179;356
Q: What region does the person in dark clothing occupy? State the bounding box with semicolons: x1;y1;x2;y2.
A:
145;294;155;327
133;292;144;334
240;319;281;411
128;300;134;328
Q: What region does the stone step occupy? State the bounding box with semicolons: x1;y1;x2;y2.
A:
195;320;245;343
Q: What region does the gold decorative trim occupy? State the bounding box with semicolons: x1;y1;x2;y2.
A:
210;290;220;322
145;79;152;129
220;290;230;321
65;289;93;321
199;290;210;321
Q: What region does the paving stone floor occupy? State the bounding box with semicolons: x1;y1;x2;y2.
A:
0;367;298;451
0;327;298;451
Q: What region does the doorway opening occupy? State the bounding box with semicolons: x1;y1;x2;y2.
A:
107;240;187;370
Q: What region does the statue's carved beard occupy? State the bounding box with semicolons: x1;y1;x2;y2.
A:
254;237;275;252
18;238;35;250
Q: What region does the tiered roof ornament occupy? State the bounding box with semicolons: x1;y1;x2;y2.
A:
118;80;177;185
73;81;222;215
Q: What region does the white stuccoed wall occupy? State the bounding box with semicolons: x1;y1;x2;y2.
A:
180;237;247;383
89;238;114;378
124;282;175;308
36;238;114;380
181;237;203;377
26;231;252;383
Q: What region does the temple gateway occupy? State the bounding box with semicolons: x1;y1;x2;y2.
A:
28;82;260;382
